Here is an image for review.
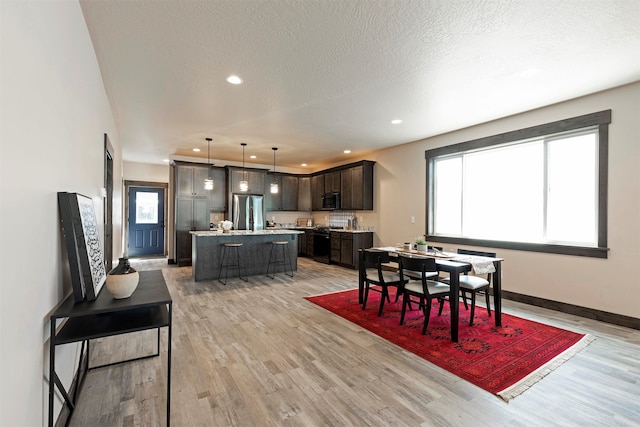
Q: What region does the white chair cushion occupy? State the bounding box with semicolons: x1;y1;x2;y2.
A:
442;275;489;290
366;269;403;284
403;270;438;280
404;280;450;296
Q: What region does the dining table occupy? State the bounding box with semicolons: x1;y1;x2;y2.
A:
358;247;504;342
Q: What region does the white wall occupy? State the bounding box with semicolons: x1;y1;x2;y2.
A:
364;83;640;319
123;160;170;183
0;2;121;425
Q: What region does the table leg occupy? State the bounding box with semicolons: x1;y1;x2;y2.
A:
358;250;364;304
449;273;459;342
49;319;55;427
167;303;172;427
493;261;502;327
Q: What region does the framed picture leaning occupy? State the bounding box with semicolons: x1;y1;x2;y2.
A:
58;192;107;301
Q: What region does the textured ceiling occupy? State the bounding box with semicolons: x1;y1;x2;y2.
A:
80;0;640;170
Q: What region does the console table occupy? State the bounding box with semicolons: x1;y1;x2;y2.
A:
48;270;172;426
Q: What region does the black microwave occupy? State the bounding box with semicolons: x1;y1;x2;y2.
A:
322;192;341;210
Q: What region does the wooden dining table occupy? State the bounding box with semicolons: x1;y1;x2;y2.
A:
358;248;504;342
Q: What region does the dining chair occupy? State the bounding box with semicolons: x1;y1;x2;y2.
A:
361;249;408;316
398;254;450;334
441;248;496;326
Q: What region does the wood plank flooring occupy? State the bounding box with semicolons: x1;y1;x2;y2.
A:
66;257;640;426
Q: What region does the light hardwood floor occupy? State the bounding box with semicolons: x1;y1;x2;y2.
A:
66;257;640;426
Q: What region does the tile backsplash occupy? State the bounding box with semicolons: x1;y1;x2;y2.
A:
329;211;356;228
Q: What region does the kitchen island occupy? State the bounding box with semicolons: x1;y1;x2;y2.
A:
191;230;304;281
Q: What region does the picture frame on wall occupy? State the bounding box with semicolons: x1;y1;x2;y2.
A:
58;192;107;301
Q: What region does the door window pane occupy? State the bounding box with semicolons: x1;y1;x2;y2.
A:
136;192;158;224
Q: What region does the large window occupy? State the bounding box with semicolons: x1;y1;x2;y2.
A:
426;110;610;258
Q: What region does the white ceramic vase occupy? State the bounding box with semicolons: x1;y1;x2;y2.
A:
106;257;139;299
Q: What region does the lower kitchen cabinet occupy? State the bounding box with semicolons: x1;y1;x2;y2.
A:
305;230;314;256
330;231;373;269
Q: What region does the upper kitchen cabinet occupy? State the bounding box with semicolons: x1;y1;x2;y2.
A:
324;170;341;193
265;173;299;211
340;161;374;210
311;174;324;211
207;167;227;211
228;167;266;194
176;163;211;197
298;176;311;212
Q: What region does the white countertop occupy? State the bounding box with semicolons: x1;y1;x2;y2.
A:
191;229;304;237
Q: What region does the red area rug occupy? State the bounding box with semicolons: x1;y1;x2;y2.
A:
305;288;593;400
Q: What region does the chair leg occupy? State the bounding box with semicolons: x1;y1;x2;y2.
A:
378;286;387;317
422;299;432;335
400;293;408;325
469;292;477;326
235;247;247;282
461;290;469;310
284;244;294;277
362;283;369;310
266;244;275;279
437;297;445;316
485;289;492;317
218;247;227;285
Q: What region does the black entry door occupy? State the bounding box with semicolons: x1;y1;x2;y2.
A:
128;187;165;257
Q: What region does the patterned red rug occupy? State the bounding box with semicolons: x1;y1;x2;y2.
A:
305;288;593;400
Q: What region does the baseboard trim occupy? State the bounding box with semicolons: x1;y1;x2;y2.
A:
501;290;640;330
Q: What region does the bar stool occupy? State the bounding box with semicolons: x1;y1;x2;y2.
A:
218;243;247;285
267;241;294;278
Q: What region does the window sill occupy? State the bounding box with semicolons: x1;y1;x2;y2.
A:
425;236;609;259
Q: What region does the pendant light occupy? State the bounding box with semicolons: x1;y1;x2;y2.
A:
239;143;248;192
204;138;214;191
270;147;279;194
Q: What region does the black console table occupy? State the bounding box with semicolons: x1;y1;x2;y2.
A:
48;270;172;426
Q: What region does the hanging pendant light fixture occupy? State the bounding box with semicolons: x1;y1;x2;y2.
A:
270;147;279;194
239;143;249;192
204;138;214;191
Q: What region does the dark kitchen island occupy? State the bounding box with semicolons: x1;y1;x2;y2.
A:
190;230;303;281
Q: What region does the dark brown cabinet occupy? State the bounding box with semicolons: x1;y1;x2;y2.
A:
297;230;306;255
310;161;375;211
305;230;314;256
340;161;374;210
311;174;324;211
324;171;341;193
298;176;311;212
329;231;373;269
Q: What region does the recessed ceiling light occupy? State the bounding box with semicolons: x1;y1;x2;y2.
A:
193;148;201;152
301;163;307;167
162;159;169;163
250;155;257;159
344;150;351;154
226;75;243;85
391;119;403;124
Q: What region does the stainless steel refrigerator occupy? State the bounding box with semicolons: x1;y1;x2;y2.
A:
232;194;264;231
